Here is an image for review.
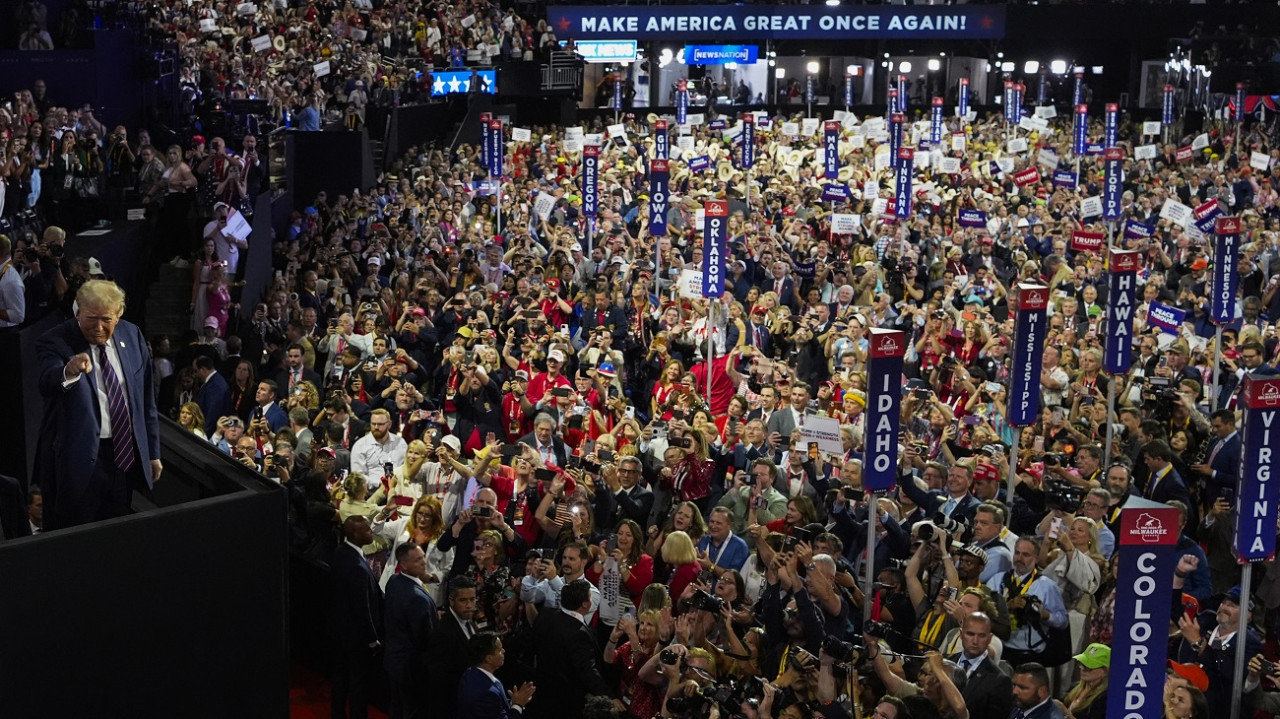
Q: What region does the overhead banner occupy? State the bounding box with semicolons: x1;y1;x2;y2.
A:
930;97;944;145
824;121;840;179
649;159;669;236
1211;216;1241;325
565;39;639;63
549;5;1006;40
741;115;755;169
894;148;913;219
701;200;728;297
1105;250;1141;374
958;78;969;118
864;328;905;492
1105;507;1180;719
686;45;758;65
582;145;599;218
676;79;689;125
654;119;669;159
1103;147;1125;219
490;120;503;178
1008;284;1049;426
1235;376;1280;561
1104;103;1118;149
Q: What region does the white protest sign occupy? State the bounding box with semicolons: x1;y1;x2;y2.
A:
563;138;583;153
833;110;847;123
1037;148;1059;170
606;123;626;139
565;127;584;141
677;269;703;299
801;118;820;136
800;415;844;456
841;113;859;130
695;208;705;227
1159;198;1193;226
1142;121;1162;136
916;152;931;169
313;60;331;78
873;146;890;172
460;13;475;28
1080;196;1103;218
512;127;532;142
964;111;978;123
1008;138;1029;154
350;27;367;42
863;117;885;134
676;136;695;153
534;192;556;220
1252;151;1272;171
952;133;966;152
870;197;888;215
584;133;604;146
199;18;217;32
831;213;861;234
1135;144;1157;160
848;135;865;149
1034;106;1058;119
939;157;961;174
1018;117;1037;133
1192;133;1210;151
781;122;800;137
687;113;705;126
225;209;252;241
251;35;271;52
996;158;1015;174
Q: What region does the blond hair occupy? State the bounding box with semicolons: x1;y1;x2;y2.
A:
77;280;127;316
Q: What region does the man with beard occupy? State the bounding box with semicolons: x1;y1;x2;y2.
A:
349;409;407;480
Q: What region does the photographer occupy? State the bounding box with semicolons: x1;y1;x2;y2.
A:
719;459;787;534
866;644;971;719
985;537;1068;667
1244;653;1280;716
759;545;826;681
438;486;528;582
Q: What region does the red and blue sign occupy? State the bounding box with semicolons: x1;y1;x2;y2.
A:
676;79;689;125
1008;284;1049;427
894;148;913;218
1235;376;1280;562
1212;216;1241;325
1104;103;1118;148
654;119;668;159
864;328;906;492
1162;84;1176;126
702;200;728;297
1103;147;1124;220
889;113;904;168
958;78;969;117
649;159;669;236
741;115;755;169
1147;302;1186;333
582;144;599;218
824;121;840;179
1105;250;1141;374
930;97;944;145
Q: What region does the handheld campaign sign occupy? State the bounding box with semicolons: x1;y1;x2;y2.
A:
864;329;905;492
894;149;913;218
824;121;840;179
889;113;904;168
1105;250;1141;374
489;120;503;178
1105;507;1180;719
1104;103;1118;149
582;145;599;218
676;79;689;125
1212;217;1241;325
1072;73;1084;107
1070;229;1105;253
654;119;669;159
1073;104;1088;156
930;97;944;145
1147;302;1186;333
741;115;755;169
1235;83;1247;123
1008;284;1049;426
1103;147;1125;220
701;201;728;297
958;78;969;118
1162;85;1176;126
649;159;669;235
1235;376;1280;561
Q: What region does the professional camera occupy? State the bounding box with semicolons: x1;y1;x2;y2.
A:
1011;594;1043;627
659;647;683;667
1142;376;1180;421
688;589;728;614
821;636;861;663
1044;478;1086;513
1042;453;1066;466
931;513;967;542
863;620;892;638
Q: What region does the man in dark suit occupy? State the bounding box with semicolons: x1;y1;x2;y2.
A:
192;355;231;436
1191;410;1240;505
428;576;479;719
36;280;162;529
436;488;530;580
517;413;569;468
609;456;654;528
384;543;438;719
947;613;1012;719
1142;440;1192;509
743;306;773;355
327;515;383;719
529;579;609;719
247;379;289;434
457;632;537;719
899;463;982;526
765;263;798;311
275;342;323;395
765;383;810;440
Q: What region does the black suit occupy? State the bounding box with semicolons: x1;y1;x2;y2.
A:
383;573;438;719
529;608;610;719
327;542;383;719
609;485;654;528
947;653;1012;719
1145;465;1191;507
427;611;475;719
275;366;323;394
517;432;569;469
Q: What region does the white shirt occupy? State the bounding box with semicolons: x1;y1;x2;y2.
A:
350;431;408;480
62;339;129;439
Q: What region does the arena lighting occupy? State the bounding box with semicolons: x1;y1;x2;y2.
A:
724;62;737;70
939;51;946;57
768;59;775;67
927;59;941;72
825;0;840;6
1000;61;1015;72
1073;66;1086;74
776;68;786;79
1024;60;1039;74
996;51;1004;59
1049;59;1068;74
806;61;820;74
898;61;911;73
846;64;857;75
883;52;890;59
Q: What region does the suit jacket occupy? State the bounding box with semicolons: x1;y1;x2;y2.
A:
948;653;1012;719
765;407;800;440
195;371;232;435
1145;466;1191;508
326;543;383;650
767;277;798;311
383;573;437;681
457;666;518;719
275;366;323;394
531;608;610;719
610;485;654;528
253;401;289;434
517;431;569;468
1201;433;1241;502
427;611;473;719
36;318;162;501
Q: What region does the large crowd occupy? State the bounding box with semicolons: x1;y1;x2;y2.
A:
8;4;1280;719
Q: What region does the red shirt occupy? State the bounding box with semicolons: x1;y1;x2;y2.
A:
689;355;736;417
527;371;571;403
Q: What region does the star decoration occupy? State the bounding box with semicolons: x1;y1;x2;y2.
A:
460;77;471;92
447;75;462;93
980;16;993;29
557;16;571;32
432;77;446;95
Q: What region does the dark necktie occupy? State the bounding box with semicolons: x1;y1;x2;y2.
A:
98;345;137;473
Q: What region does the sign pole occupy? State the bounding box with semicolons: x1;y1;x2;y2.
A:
1007;427;1021;502
702;198;729;406
706;301;714;403
865;503;877;622
1231;562;1252;719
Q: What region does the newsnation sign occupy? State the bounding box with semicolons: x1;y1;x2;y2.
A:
548;5;1005;40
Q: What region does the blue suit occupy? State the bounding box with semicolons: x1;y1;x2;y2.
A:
195;371;232;436
457;666;518;719
1200;432;1240;503
256;401;289;434
384;573;437;719
36;318;160;527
